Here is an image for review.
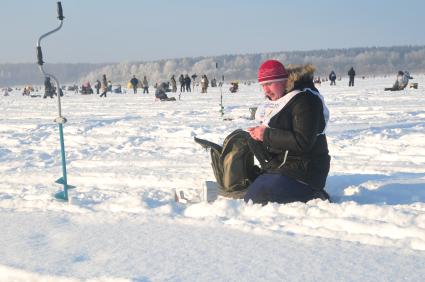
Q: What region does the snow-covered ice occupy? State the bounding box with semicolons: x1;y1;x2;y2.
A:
1;76;425;281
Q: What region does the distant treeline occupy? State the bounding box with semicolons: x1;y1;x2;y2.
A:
0;63;108;87
1;46;425;87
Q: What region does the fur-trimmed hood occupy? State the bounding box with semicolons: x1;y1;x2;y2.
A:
285;64;316;93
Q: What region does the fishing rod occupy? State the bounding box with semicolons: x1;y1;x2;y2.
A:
216;62;224;118
36;2;75;201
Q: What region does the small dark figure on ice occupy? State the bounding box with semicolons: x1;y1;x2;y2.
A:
348;67;355;87
329;70;337;85
184;74;191;92
179;74;185;92
44;77;55;98
81;81;93;94
229;81;239;93
95;79;101;94
170;75;177;93
191;74;198;91
142;76;149;94
200;74;209;93
211;78;217;87
100;74;108;97
130;75;139;94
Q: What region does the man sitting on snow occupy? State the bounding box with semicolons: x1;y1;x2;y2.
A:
155;82;176;101
385;71;413;91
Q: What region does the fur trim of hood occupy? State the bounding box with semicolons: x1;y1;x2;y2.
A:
285;64;316;93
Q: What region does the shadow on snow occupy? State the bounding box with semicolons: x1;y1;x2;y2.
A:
327;172;425;205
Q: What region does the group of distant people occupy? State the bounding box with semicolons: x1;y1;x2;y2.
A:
326;67;356;86
38;72;221;101
83;74;110;98
155;73;216;101
178;74;193;93
69;74;150;98
36;66;416;101
319;67;414;91
129;75;149;94
130;73;212;101
168;74;215;94
66;75;113;97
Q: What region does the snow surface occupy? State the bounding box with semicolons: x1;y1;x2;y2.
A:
1;76;425;281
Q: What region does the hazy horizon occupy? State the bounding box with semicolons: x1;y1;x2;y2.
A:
1;0;425;64
2;45;424;87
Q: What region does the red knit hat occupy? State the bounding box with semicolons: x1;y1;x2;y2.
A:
257;60;288;84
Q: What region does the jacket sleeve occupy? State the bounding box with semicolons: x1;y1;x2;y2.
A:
263;95;323;154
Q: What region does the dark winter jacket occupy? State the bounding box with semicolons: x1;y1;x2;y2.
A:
155;83;169;99
44;77;54;93
184;76;191;85
179;75;185;85
130;77;139;87
155;89;167;100
262;65;330;190
348;68;355;78
329;71;336;81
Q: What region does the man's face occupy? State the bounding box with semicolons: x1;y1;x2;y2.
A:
261;80;286;101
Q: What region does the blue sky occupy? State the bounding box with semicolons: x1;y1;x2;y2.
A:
1;0;424;63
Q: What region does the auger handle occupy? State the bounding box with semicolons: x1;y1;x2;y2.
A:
36;46;44;66
57;2;64;20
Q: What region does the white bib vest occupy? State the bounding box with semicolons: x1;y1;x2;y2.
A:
255;88;329;135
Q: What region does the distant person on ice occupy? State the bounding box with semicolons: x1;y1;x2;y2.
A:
184;74;191;92
43;77;54;99
130;75;139;94
107;80;113;93
142;76;149;94
244;60;331;205
100;74;108;98
155;82;176;101
179;74;185;92
170;75;177;93
348;67;355;87
95;79;101;94
329;70;337;85
200;74;209;93
191;74;198;91
384;71;413;91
